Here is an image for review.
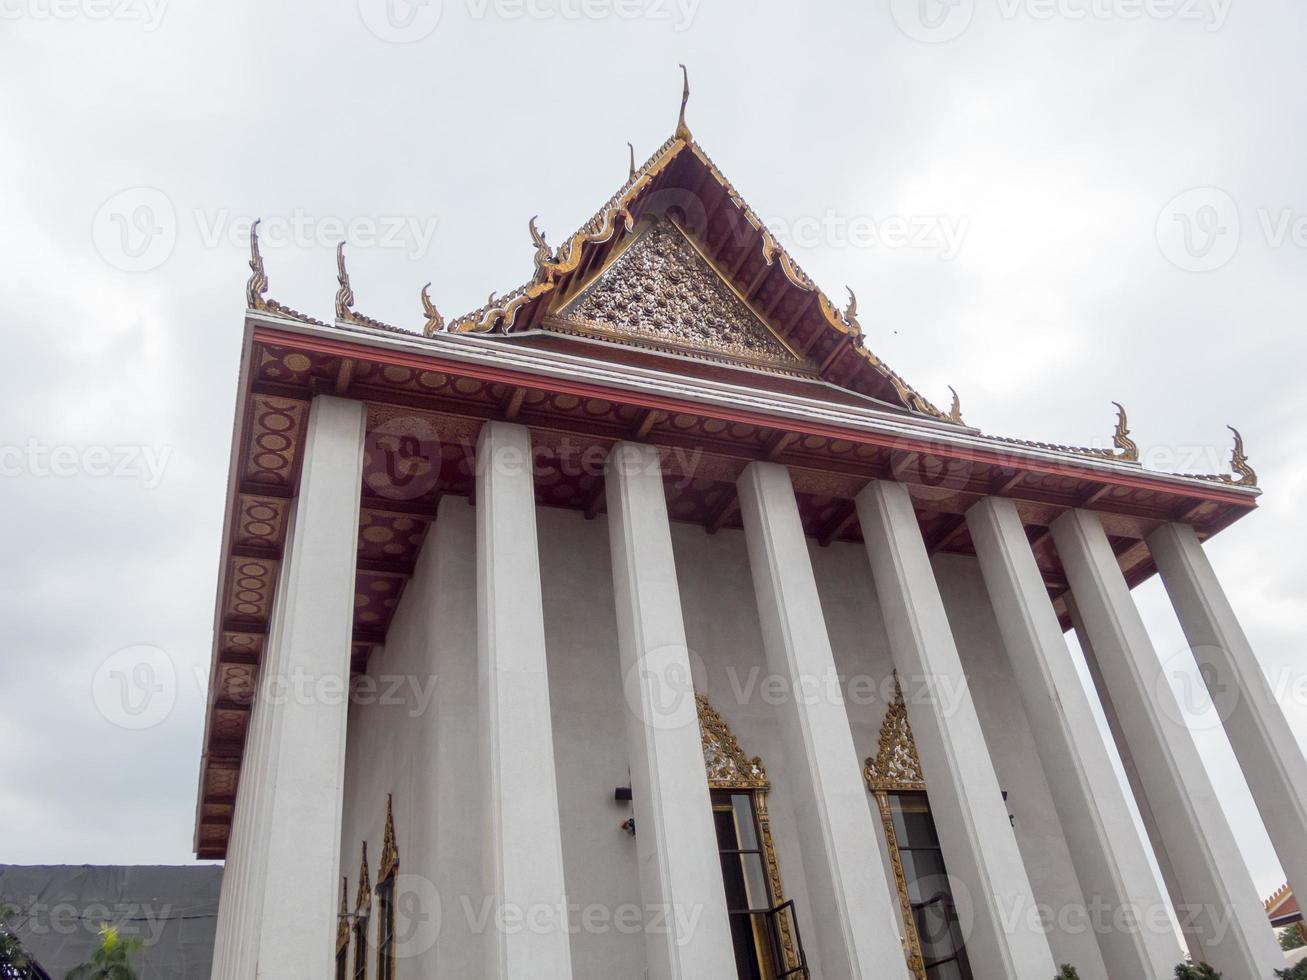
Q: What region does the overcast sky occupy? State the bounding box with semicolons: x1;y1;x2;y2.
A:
2;0;1305;909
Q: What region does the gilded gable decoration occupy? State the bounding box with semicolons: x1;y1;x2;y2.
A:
529;216;554;280
378;793;399;882
1112;401;1140;461
948;386;964;425
246;220;269;311
355;841;372;913
243;219;328;326
421;283;445;336
335;241;355;321
697;693;768;789
864;678;926;793
1223;425;1257;487
553;218;813;373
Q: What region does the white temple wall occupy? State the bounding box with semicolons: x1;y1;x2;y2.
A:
339;496;482;979
931;553;1111;979
535;506;648;979
338;497;1106;979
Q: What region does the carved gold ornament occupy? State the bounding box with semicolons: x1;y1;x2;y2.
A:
948;386;964;425
335;241;356;322
246;219;269;310
529;215;554;280
627;142;636;181
1112;401;1140;461
556;218;810;372
1223;425;1257;487
378;793;399;883
698;693;769;789
421;283;444;336
355;841;372;913
864;678;926;793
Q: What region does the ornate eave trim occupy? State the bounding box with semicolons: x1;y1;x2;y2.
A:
698;694;769;789
378;793;399;883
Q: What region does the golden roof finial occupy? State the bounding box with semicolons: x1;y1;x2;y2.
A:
675;64;692;142
335;241;355;320
1111;401;1139;461
948;386;964;424
421;282;444;336
1224;425;1257;487
529;215;551;272
246;219;269;310
627;142;636;181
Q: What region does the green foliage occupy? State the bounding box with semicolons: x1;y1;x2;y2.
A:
63;924;144;980
1275;960;1307;979
1052;966;1081;980
0;904;34;980
1282;926;1307;951
1174;964;1224;980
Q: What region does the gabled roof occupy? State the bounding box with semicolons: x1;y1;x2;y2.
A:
442;127;957;421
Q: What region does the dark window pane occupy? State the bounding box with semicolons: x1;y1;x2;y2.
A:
731;794;760;850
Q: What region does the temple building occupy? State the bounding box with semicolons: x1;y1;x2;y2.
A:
197;78;1307;980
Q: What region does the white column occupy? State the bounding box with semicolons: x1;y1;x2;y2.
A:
1150;522;1307;925
250;395;366;978
604;442;737;980
967;497;1181;978
737;462;913;980
1051;508;1283;978
856;480;1057;980
475;421;574;980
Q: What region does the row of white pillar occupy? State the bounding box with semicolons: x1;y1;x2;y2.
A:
211;400;1306;980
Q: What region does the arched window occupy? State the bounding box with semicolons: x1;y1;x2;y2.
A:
864;679;973;980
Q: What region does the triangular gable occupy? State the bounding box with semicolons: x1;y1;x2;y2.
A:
445;131;952;421
549;218;816;374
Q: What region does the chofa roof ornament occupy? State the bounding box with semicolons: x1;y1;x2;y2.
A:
675;64;692;142
1223;425;1257;487
1112;401;1140;461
